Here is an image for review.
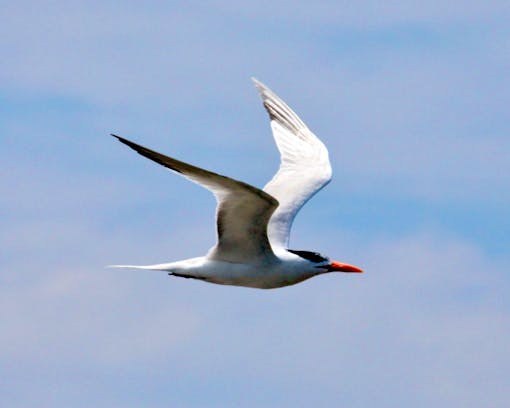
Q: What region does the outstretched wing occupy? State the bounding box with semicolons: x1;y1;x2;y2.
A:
112;135;279;263
252;79;332;249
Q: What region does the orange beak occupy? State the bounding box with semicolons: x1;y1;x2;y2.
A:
328;261;363;273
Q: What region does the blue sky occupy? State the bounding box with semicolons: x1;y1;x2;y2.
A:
2;1;509;407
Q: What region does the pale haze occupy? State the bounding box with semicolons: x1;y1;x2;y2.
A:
2;2;509;407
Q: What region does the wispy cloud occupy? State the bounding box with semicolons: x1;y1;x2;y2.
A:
2;224;509;406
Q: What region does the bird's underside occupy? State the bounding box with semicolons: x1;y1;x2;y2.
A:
111;252;331;289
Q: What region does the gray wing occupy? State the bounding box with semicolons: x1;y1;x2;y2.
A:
113;135;279;263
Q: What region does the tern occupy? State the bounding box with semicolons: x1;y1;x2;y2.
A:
111;78;362;289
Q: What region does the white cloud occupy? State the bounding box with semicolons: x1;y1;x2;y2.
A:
2;216;509;406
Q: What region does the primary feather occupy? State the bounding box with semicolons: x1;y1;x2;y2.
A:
252;78;332;249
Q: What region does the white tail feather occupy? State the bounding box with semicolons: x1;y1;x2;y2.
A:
107;264;171;271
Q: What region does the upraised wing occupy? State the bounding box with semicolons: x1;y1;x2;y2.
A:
252;79;332;249
112;135;279;263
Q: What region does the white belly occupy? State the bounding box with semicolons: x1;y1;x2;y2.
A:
167;257;319;289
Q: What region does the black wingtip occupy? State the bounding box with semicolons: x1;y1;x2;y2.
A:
111;133;134;148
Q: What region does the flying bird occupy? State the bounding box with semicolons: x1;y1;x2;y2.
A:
110;78;362;288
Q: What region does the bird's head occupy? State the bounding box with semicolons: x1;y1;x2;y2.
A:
288;249;363;273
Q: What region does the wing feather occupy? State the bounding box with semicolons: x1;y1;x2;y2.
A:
252;79;332;249
112;134;279;263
